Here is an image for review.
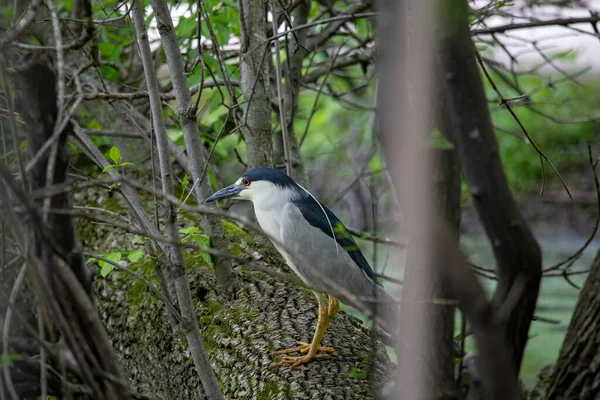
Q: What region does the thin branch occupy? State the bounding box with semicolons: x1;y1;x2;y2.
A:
300;42;346;146
131;4;223;399
472;15;600;35
82;252;185;325
81;80;237;101
476;52;573;200
0;0;41;51
271;0;292;176
544;146;600;273
2;263;27;400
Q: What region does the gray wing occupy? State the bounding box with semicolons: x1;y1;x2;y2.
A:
279;202;380;302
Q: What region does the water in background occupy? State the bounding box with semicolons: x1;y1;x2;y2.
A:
346;233;596;388
461;234;595;387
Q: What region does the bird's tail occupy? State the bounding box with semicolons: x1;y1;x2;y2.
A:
369;285;399;336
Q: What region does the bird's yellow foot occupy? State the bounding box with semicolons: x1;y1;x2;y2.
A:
271;341;335;356
268;353;334;369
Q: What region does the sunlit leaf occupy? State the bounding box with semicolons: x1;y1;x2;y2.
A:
192;234;213;268
99;252;121;277
128;249;143;262
109;146;121;163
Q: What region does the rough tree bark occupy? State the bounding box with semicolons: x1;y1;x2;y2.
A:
438;0;542;388
546;250;600;399
94;239;394;399
238;0;274;169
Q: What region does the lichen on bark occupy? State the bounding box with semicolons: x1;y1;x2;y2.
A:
94;232;395;399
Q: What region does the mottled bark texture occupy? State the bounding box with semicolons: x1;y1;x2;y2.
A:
97;246;394;399
438;0;541;383
546;250;600;399
272;0;308;184
239;0;274;169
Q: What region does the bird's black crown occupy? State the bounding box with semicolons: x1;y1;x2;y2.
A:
241;168;299;190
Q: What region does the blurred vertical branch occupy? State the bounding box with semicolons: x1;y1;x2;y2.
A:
377;0;437;398
377;0;520;398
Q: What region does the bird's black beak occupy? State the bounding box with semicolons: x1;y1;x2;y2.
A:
205;183;243;203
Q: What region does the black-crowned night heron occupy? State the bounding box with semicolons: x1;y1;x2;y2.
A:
206;168;396;369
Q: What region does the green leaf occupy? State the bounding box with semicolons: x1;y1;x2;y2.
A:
98;42;116;58
127;249;143;262
100;263;115;277
132;235;142;245
102;165;114;173
428;129;455;150
109;146;121;163
87;119;102;130
99;252;121;277
167;128;184;144
192;234;213;268
180;226;199;235
0;353;24;367
117;162;134;167
180;173;189;188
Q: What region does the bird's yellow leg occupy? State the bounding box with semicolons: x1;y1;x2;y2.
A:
328;295;339;318
269;298;336;369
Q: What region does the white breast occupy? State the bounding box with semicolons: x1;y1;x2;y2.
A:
254;205;306;281
254;207;282;244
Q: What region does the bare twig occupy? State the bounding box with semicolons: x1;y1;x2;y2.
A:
544;146;600;273
476;52;573;200
271;0;292;176
472;15;600;35
151;0;233;289
0;0;41;51
299;41;346;147
82;252;185;325
2;263;27;400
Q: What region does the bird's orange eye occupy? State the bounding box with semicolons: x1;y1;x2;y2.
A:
242;178;251;187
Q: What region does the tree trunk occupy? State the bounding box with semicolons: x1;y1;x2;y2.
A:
429;147;462;399
437;0;542;386
238;0;273;169
546;250;600;399
97;243;394;399
1;55;129;399
272;0;308;185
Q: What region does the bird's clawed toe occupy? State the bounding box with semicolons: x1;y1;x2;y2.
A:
271;341;335;357
268;353;334;369
269;341;336;369
295;341;335;354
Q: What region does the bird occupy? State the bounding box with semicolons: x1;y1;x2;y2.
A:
206;167;397;369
